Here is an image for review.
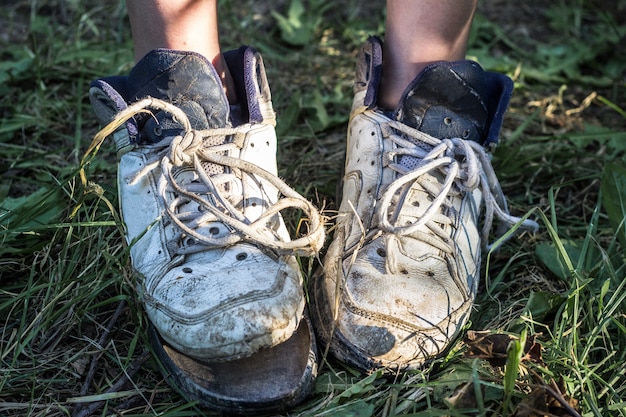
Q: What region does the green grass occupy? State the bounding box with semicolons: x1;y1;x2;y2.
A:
1;0;625;416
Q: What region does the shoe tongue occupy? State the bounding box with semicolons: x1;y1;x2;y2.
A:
127;49;230;143
396;61;489;144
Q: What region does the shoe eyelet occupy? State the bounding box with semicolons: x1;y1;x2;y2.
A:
376;248;387;257
153;126;163;136
183;267;193;273
444;117;453;125
236;253;248;261
462;129;470;138
209;227;220;235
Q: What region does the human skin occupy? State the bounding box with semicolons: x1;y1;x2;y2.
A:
126;0;478;108
379;0;478;109
127;0;236;103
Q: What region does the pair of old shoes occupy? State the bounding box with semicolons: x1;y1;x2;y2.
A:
88;36;536;414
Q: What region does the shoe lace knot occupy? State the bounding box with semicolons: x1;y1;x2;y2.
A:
87;97;325;259
375;120;537;273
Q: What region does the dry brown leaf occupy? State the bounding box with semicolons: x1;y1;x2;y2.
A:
512;383;581;417
522;336;543;364
463;331;543;367
547;379;580;417
445;380;479;411
512;387;549;417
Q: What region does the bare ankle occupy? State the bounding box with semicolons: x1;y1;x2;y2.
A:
212;54;238;104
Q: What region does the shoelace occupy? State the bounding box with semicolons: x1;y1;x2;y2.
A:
375;120;538;273
84;97;325;258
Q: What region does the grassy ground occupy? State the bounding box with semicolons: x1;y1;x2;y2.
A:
1;0;625;416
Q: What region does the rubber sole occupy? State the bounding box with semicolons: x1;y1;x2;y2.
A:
308;268;384;372
149;313;317;415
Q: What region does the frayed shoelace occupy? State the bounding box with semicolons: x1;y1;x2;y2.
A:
373;120;538;273
83;97;325;258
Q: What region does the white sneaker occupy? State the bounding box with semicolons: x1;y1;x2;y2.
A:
89;47;324;363
311;37;537;371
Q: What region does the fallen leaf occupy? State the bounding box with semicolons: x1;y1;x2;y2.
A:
512;387;549;417
71;357;90;376
464;331;515;367
464;331;543;367
511;382;580;417
445;380;480;410
547;379;580;416
522;335;543;364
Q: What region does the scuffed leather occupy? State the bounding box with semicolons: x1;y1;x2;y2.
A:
318;108;482;369
91;48;310;361
312;36;502;371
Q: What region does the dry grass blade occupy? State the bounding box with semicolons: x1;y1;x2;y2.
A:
71;351;151;417
1;0;625;416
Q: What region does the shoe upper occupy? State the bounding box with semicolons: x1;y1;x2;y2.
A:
314;37;537;370
89;47;324;361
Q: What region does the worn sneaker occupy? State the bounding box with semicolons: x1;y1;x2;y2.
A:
88;46;324;412
311;36;537;371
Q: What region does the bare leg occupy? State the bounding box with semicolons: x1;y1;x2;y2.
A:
379;0;478;109
127;0;236;102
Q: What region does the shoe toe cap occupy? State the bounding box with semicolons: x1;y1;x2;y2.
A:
143;246;305;361
325;241;475;369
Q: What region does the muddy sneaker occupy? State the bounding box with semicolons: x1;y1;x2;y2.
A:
88;46;324;412
311;36;537;371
